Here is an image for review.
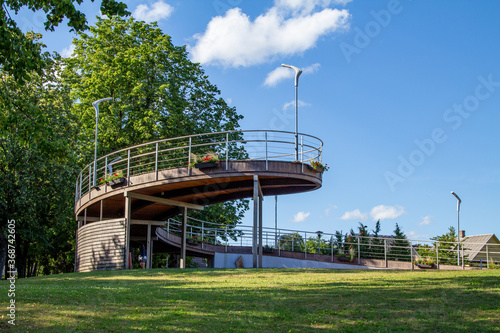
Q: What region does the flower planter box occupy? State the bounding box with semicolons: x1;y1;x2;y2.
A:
186;239;199;245
308;165;324;173
263;248;274;254
415;263;436;269
107;177;126;188
194;162;219;169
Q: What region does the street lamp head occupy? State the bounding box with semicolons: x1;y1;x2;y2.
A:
451;191;461;203
92;97;113;117
281;64;302;86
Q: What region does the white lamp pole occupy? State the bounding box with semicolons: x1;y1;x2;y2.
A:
451;191;461;266
92;97;113;188
281;64;302;161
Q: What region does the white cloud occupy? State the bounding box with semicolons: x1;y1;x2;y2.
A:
291;211;310;223
370;205;405;221
340;209;368;221
419;216;432;226
190;2;350;67
264;63;321;87
133;1;173;23
61;44;75;58
282;99;311;110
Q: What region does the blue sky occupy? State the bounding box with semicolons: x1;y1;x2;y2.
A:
16;0;500;239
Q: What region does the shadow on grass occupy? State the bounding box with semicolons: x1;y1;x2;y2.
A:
4;269;500;332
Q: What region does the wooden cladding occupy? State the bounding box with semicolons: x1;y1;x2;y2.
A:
76;219;126;272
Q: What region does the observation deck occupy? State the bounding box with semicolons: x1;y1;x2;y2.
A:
74;130;325;272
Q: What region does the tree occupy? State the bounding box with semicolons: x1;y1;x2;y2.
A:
430;226;458;265
370;220;385;259
279;232;304;252
388;223;411;261
63;17;249;231
1;0;129;83
64;17;245;160
0;39;79;278
357;222;370;258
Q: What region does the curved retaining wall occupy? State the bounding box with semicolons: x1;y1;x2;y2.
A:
76;219;127;272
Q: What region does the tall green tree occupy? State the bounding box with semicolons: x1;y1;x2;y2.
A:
0;37;79;278
388;223;411;262
63;17;249;228
0;0;129;83
370;220;385;259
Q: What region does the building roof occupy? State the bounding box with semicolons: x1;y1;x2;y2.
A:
461;234;499;261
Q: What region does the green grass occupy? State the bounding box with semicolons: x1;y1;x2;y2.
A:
1;269;499;332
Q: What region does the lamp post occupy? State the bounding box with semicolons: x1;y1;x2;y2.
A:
281;64;302;161
451;191;461;266
92;97;113;188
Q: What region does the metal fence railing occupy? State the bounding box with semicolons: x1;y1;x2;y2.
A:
75;130;323;205
163;217;500;269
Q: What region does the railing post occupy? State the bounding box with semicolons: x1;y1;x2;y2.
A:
436;242;440;269
462;244;465;270
300;135;304;173
201;222;204;249
79;173;82;199
486;245;490;268
357;237;361;264
225;230;228;253
225;132;229;170
155;142;159;181
278;230;281;257
410;241;414;270
384;239;387;268
88;165;92;195
304;232;307;260
331;239;334;262
127;149;131;185
265;131;268;170
188;137;192;169
104;156;108;191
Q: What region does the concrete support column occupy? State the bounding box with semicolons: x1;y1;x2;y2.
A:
124;195;131;269
258;195;263;268
146;224;151;269
180;207;187;269
253;175;263;268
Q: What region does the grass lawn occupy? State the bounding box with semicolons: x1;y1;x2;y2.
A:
1;268;499;332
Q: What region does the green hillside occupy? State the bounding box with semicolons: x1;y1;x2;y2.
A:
1;269;499;332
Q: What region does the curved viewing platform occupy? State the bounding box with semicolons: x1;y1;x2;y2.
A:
74;130;326;272
74;130;324;220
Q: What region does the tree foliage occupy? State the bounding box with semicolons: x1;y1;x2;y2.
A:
0;37;79;277
0;0;129;83
64;17;244;161
430;226;458;265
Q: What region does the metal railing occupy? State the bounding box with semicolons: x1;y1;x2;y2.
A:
75;130;323;204
163;217;500;269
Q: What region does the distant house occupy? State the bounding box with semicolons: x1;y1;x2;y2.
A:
461;234;500;263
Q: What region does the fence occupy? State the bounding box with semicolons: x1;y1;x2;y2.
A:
163;218;500;268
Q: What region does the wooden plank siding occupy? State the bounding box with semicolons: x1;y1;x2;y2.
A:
76;219;127;272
